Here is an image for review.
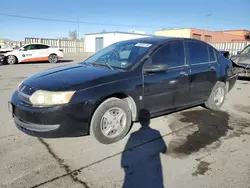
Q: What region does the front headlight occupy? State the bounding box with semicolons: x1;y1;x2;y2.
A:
30;90;75;106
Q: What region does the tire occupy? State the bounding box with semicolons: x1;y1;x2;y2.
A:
204;82;227;110
48;54;58;63
90;98;132;144
7;55;18;65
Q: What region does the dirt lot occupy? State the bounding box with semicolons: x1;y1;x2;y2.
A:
0;55;250;188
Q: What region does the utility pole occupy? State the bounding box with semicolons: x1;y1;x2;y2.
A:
205;14;211;31
77;17;80;40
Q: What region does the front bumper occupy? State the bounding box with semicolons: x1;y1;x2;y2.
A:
238;68;250;78
10;91;93;138
0;55;5;64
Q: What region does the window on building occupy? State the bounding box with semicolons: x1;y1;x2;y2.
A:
192;34;201;40
152;41;185;68
205;35;212;42
186;41;209;64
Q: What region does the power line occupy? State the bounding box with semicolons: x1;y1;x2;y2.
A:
0;13;163;28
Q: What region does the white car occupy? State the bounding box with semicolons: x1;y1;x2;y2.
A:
4;43;64;64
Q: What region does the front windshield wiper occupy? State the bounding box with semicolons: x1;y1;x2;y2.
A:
81;62;93;66
91;62;114;70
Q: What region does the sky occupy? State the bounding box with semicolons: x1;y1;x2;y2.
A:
0;0;249;40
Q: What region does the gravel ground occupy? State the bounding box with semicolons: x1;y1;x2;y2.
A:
0;55;250;188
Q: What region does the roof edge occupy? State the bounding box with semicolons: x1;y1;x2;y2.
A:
85;31;154;36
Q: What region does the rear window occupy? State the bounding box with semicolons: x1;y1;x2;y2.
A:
186;41;209;64
38;45;50;49
208;46;216;62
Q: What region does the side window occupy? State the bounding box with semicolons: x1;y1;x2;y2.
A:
186;41;209;64
208;46;216;62
38;45;49;49
24;45;34;50
152;41;185;68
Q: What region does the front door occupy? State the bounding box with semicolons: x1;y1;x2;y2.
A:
143;40;191;114
185;40;219;102
95;37;104;52
20;44;40;63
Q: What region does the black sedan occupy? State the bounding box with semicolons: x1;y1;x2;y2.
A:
9;37;238;144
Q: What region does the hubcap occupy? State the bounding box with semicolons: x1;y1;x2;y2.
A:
214;87;224;105
49;55;57;63
101;108;127;138
8;56;15;64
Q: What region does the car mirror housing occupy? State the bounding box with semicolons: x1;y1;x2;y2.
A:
237;51;241;55
19;48;25;51
144;64;168;73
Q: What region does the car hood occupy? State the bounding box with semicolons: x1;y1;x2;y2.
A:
0;49;15;54
23;63;123;91
231;55;250;66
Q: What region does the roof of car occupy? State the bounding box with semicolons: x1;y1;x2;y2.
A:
24;43;51;46
121;36;182;44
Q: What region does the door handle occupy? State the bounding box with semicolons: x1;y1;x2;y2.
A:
210;66;215;71
180;71;188;76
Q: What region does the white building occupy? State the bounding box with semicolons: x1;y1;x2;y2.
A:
84;31;154;53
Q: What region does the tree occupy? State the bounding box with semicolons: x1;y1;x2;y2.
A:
69;30;78;40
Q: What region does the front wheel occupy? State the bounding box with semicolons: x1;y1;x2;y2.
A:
7;55;18;65
48;54;58;63
204;82;226;110
90;98;132;144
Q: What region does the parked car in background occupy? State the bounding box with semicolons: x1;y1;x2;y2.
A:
2;43;64;64
231;44;250;77
9;37;237;144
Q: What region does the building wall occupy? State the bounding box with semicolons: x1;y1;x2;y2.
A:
221;30;249;36
155;29;191;38
155;28;248;43
211;32;246;42
190;28;213;42
84;33;151;52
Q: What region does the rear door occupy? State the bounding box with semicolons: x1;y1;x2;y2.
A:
143;40;191;114
185;40;219;102
37;44;50;60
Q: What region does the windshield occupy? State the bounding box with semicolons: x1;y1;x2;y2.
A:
82;41;154;69
240;45;250;55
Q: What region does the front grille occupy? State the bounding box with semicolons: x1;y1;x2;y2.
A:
18;84;36;104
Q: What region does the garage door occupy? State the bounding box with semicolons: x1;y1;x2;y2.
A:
95;37;104;52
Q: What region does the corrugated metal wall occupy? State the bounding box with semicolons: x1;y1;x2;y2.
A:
22;38;250;55
210;42;250;55
25;38;84;53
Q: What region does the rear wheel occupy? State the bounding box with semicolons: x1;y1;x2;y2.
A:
48;54;58;63
7;55;18;65
204;82;226;110
90;98;132;144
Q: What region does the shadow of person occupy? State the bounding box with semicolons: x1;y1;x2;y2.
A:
121;109;167;188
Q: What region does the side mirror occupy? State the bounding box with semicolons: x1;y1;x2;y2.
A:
144;64;168;73
19;48;25;51
237;51;241;55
